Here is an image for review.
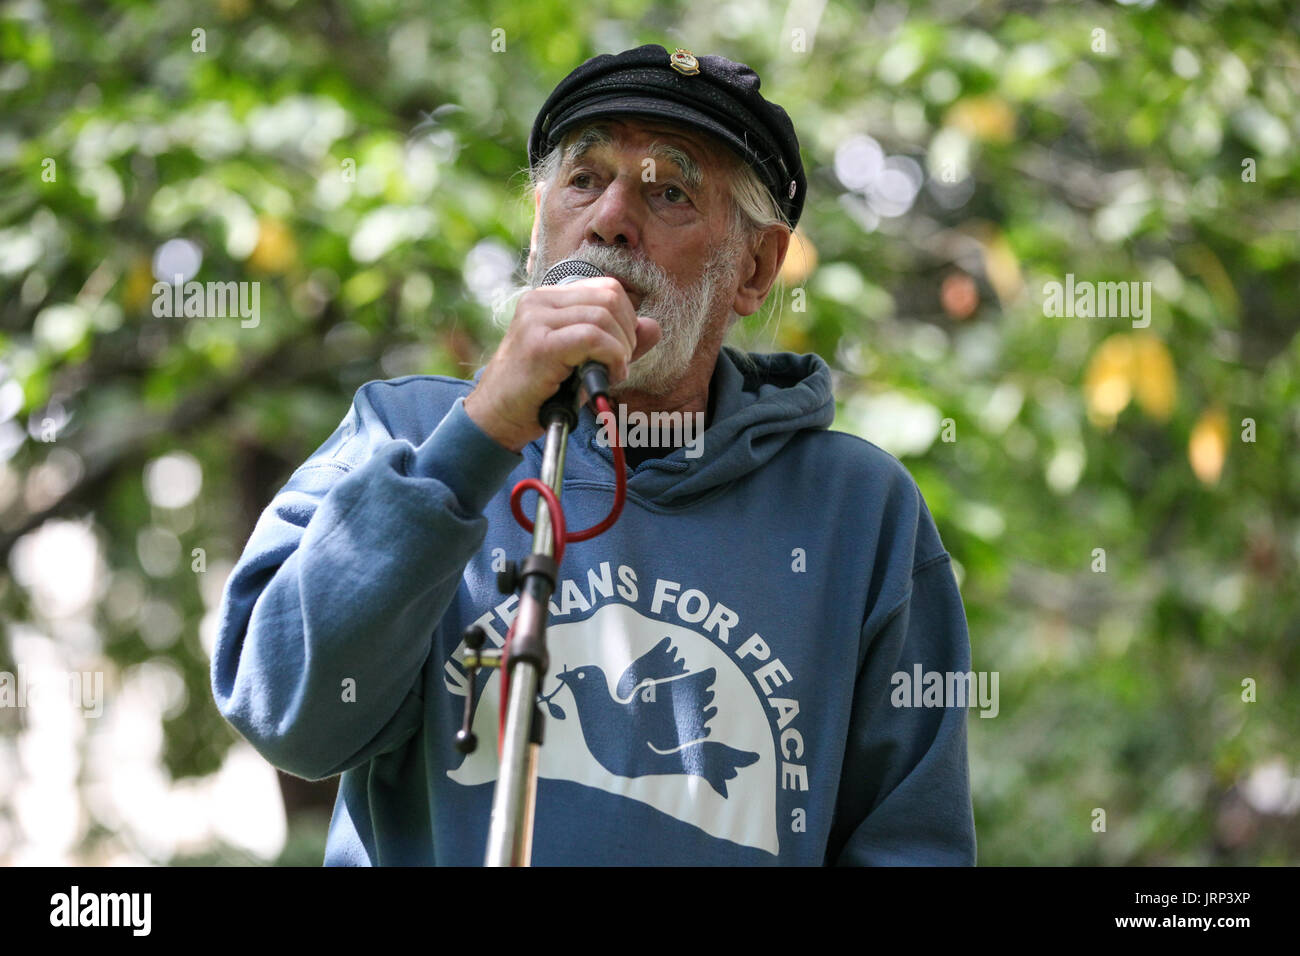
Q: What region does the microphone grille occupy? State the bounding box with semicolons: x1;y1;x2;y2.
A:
541;258;605;286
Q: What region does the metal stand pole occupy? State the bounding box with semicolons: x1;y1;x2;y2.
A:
483;377;580;866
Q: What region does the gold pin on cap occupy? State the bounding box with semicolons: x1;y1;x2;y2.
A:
669;48;700;75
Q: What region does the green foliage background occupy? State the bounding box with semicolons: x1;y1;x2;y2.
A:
1;0;1296;864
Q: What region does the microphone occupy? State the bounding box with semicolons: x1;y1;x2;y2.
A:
541;257;604;287
541;258;612;400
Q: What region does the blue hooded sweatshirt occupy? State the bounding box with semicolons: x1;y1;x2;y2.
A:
211;346;977;865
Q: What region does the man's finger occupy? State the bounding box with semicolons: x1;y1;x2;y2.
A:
631;316;662;362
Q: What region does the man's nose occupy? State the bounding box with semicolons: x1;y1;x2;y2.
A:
586;176;642;250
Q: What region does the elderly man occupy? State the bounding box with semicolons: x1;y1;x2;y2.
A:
212;44;976;865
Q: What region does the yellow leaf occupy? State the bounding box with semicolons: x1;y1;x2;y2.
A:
1185;244;1241;321
944;96;1017;143
780;228;817;285
982;231;1023;304
777;324;813;353
1130;333;1176;421
248;216;298;274
1189;408;1228;485
1084;334;1134;427
123;257;156;311
957;222;1023;305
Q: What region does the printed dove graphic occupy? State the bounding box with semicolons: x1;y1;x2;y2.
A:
552;637;760;797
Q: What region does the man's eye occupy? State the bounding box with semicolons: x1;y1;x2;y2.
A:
663;185;690;204
570;172;594;189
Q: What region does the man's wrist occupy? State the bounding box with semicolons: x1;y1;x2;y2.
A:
464;389;528;454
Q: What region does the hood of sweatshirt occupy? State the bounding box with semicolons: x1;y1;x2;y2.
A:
485;347;835;509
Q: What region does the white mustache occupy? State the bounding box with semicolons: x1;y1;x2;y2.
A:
547;245;675;308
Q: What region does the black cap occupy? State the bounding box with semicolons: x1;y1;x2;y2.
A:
528;44;806;229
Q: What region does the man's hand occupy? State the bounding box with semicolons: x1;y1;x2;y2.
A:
464;277;662;453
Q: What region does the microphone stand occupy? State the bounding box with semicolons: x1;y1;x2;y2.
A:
454;257;614;866
456;370;584;866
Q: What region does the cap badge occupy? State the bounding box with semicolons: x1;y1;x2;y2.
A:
669;48;700;75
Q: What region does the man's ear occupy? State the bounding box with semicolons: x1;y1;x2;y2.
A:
526;184;544;275
731;225;792;317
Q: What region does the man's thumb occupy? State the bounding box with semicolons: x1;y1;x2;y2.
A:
631;316;662;362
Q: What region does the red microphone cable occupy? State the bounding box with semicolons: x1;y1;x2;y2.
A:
507;392;625;564
498;392;626;750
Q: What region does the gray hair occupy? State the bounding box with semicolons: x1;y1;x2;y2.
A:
525;123;792;376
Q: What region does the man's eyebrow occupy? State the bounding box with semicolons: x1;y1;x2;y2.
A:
562;125;614;168
561;126;706;192
646;141;704;192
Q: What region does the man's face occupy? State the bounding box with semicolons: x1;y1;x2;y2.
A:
527;118;747;396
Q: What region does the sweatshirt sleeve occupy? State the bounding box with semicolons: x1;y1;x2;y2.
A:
211;387;522;781
828;551;978;866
